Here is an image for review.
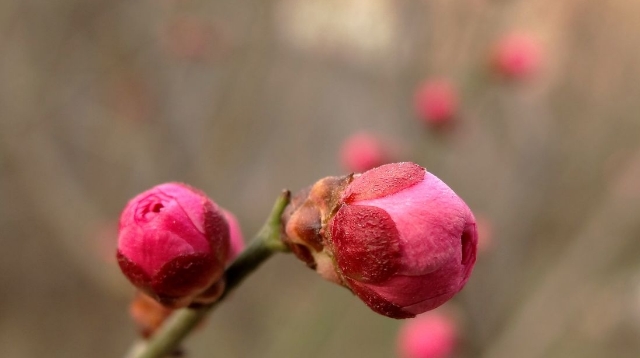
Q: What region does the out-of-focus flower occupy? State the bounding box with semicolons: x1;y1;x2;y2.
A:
340;132;395;173
414;79;458;127
162;16;229;61
398;312;458;358
117;183;230;308
221;209;245;261
475;214;494;253
108;75;153;123
282;162;477;318
491;32;542;80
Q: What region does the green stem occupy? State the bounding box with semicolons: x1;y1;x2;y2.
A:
124;190;291;358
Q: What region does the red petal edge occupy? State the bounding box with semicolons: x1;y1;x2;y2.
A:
346;278;415;319
343;162;425;203
151;253;220;300
117;251;151;290
331;204;402;283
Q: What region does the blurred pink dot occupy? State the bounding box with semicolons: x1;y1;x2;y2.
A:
491;32;542;79
475;215;494;253
340;132;393;173
414;79;458;127
398;312;458;358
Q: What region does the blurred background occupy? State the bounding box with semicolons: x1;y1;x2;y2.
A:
1;0;640;357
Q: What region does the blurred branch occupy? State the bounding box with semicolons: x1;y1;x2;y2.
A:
0;122;125;294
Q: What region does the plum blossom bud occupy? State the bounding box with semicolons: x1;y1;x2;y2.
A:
491;32;542;79
398;312;458;358
414;79;458;127
117;183;230;308
282;162;477;319
340;132;395;173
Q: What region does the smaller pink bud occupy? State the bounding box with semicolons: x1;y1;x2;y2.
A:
398;312;458;358
340;132;394;173
491;32;542;79
414;79;458;127
117;183;230;308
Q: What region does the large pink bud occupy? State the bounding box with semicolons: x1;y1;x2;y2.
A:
282;163;477;318
117;183;230;308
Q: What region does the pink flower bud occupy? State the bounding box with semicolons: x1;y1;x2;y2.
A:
340;132;394;173
491;32;542;79
398;312;458;358
283;162;477;318
117;183;230;308
414;79;458;127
